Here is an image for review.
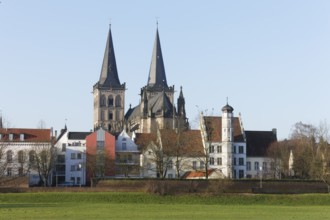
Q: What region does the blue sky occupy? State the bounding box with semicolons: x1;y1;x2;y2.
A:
0;1;329;140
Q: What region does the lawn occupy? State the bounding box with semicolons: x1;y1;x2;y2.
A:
0;192;330;219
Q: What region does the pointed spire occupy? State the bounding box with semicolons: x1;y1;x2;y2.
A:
99;26;121;87
147;28;168;88
177;86;186;118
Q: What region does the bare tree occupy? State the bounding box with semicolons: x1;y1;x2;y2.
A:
31;143;56;186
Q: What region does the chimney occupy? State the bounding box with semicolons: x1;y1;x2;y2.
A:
272;128;277;136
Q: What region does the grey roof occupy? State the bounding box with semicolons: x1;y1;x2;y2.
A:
245;130;277;157
147;29;168;89
125;92;174;121
222;104;234;112
68;132;92;140
98;27;122;88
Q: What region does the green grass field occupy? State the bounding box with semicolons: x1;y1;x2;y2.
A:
0;192;330;219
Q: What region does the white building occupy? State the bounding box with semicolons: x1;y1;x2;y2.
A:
200;103;277;179
54;126;91;186
0;126;52;186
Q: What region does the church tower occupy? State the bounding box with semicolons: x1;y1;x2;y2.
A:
221;102;234;178
125;28;188;133
93;26;125;134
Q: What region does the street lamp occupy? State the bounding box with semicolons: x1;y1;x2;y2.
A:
78;163;82;187
259;166;263;189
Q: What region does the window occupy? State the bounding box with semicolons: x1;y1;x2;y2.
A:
254;162;259;171
209;157;214;165
71;165;75;171
7;167;12;176
62;143;66;152
233;146;236;154
233;157;236;166
108;112;113;120
167;160;173;169
77;164;82;171
263;162;267;171
168;174;173;179
18;150;25;163
29;151;35;163
77;153;82;160
18;167;24;176
233;169;236;179
71;153;76;159
9;134;13;141
7;150;13;163
217;157;222;166
122;142;127;150
239;170;244;179
209;145;214;153
108;95;114;106
101;110;104;120
192;161;197;170
70;177;75;184
115;95;121;107
200;161;205;169
270;162;275;171
239;146;244;154
20;134;24;141
246;161;251;171
77;177;81;185
217;145;222;153
239;158;244;166
100;95;106;107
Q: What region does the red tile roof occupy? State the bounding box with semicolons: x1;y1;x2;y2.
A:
0;128;51;142
182;169;216;179
203;116;244;142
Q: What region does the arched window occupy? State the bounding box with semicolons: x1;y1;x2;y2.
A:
29;150;36;163
108;124;112;131
100;95;106;107
115;109;120;121
7;150;13;163
101;110;104;120
115;95;121;107
18;150;25;163
108;95;114;106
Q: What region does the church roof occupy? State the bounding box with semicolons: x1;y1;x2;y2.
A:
98;26;123;88
125;92;175;121
245;130;277;157
135;129;204;157
147;29;168;89
203;116;245;142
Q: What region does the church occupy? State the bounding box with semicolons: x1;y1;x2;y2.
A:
93;26;188;135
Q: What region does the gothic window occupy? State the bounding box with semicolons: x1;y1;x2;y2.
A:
108;95;114;106
115;95;121;107
116;110;120;121
100;95;106;107
101;110;104;120
7;150;13;163
108;112;113;120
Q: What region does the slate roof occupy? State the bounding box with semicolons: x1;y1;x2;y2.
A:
68;132;92;140
147;29;168;89
0;128;51;142
203;116;245;142
98;27;123;88
245;130;277;157
125;92;174;121
135;129;204;157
